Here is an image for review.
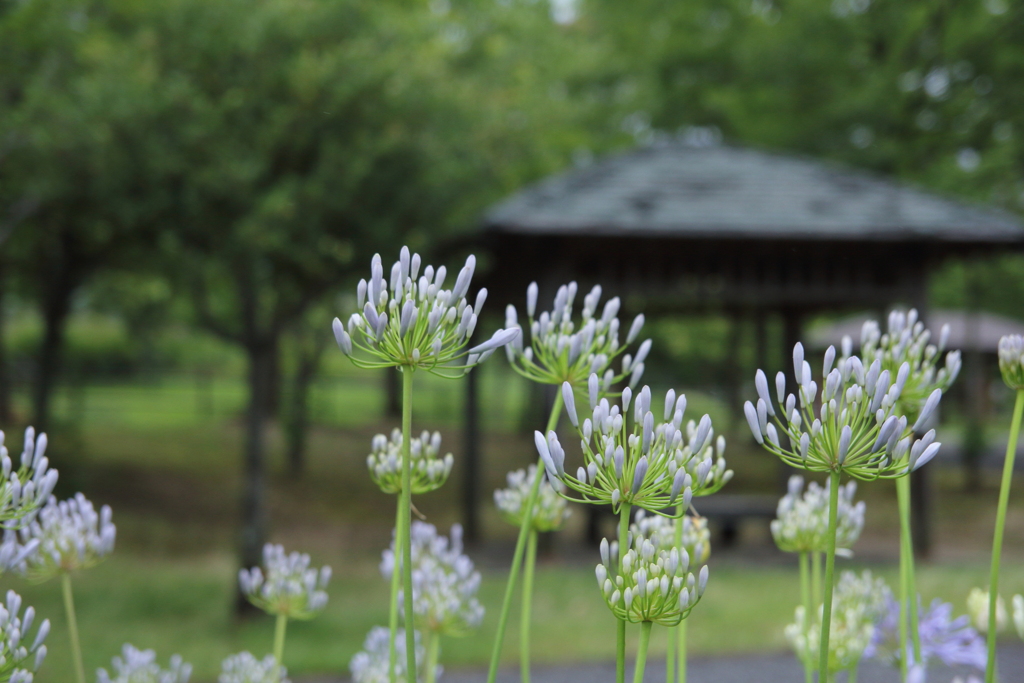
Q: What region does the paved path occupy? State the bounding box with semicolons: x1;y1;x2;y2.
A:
305;644;1024;682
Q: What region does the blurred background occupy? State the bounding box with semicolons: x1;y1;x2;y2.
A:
3;0;1024;679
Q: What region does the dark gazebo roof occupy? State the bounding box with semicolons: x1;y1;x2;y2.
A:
486;143;1023;242
478;143;1024;315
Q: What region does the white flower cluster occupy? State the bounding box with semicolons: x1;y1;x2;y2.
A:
786;570;890;674
630;510;710;564
218;653;286;683
0;590;48;683
97;644;192;683
966;588;1006;634
367;429;454;495
493;465;570;532
540;380;730;513
349;627;436;683
0;428;59;525
504;281;647;389
858;309;961;418
19;494;115;580
0;532;38;578
771;476;865;555
745;342;941;480
998;335;1024;390
595;535;707;626
238;544;331;620
381;523;483;637
333;247;517;375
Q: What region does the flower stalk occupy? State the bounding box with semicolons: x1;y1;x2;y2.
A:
521;529;538;683
799;552;812;683
616;503;631;683
986;387;1024;682
400;368;416;683
486;392;563;683
632;621;653;683
273;613;288;672
62;573;85;683
817;470;841;678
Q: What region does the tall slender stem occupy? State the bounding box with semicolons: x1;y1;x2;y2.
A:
666;613;675;683
848;662;858;683
521;529;538;683
799;552;812;683
633;622;653;683
273;613;288;668
617;503;632;683
424;630;440;683
896;475;922;672
817;470;841;679
671;506;686;683
61;573;86;683
400;368;417;683
486;393;563;683
676;618;687;683
388;503;404;683
986;387;1024;683
811;552;821;610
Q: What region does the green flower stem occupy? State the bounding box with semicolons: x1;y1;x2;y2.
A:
61;572;86;683
617;503;632;683
665;615;675;683
811;552;821;612
400;368;417;683
986;387;1024;683
388;498;404;683
817;470;841;679
633;621;653;683
273;613;288;669
521;529;538;683
799;552;812;683
676;618;687;683
424;631;441;683
848;663;858;683
896;475;921;677
672;505;686;683
486;392;563;683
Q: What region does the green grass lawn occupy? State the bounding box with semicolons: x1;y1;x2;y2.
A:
10;552;1024;682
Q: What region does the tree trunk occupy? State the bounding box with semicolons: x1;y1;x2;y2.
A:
32;277;74;432
237;338;275;615
286;353;318;478
0;261;10;423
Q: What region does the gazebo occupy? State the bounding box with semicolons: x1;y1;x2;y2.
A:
462;141;1024;553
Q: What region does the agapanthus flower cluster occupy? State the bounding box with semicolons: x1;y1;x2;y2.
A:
786;570;889;674
97;644;192;683
0;532;38;578
349;627;436;683
998;335;1024;390
367;429;454;495
771;476;865;555
238;544;330;620
504;281;647;389
18;494;114;580
857;309;961;418
630;510;710;565
0;590;48;683
382;523;483;636
493;465;570;532
0;428;59;525
595;534;707;626
745;342;942;480
966;588;1006;634
539;380;730;514
333;247;518;375
868;596;985;672
218;653;286;683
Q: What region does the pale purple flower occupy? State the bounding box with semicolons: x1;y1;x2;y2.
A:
869;596;985;673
